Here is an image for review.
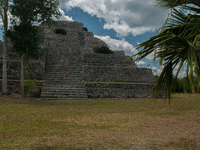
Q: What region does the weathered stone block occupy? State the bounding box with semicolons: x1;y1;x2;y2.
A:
0;21;157;99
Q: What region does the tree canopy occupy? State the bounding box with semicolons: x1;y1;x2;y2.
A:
10;0;61;25
6;0;61;97
6;24;42;59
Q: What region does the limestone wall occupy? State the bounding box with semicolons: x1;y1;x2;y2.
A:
0;40;45;96
0;21;157;99
86;83;154;98
82;53;155;83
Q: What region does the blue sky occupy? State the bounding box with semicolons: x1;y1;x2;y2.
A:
56;0;173;76
0;0;186;77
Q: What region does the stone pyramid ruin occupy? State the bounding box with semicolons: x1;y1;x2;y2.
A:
0;21;156;100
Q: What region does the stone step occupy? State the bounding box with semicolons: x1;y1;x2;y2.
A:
41;92;88;95
45;61;80;63
45;72;82;75
45;70;82;73
42;87;87;91
45;76;82;79
41;87;88;100
44;79;82;83
42;90;87;93
43;43;87;100
43;85;85;88
41;97;88;100
41;90;87;93
43;82;83;86
44;78;83;81
82;63;131;67
45;72;82;74
42;93;87;96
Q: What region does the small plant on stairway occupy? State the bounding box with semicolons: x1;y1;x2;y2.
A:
54;28;67;34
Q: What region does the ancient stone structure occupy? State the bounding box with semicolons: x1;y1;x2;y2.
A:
0;21;156;100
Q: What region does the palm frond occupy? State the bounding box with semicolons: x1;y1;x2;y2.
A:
131;4;200;103
156;0;200;8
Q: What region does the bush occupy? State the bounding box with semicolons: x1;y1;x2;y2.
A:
93;46;113;54
172;78;184;93
82;27;88;31
94;46;100;53
54;28;67;34
24;79;37;96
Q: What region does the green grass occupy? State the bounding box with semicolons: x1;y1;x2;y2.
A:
0;93;200;149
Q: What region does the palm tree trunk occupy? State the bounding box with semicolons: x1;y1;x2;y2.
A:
20;56;24;97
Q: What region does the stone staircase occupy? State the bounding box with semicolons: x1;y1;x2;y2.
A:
41;87;88;100
41;32;88;100
41;58;88;100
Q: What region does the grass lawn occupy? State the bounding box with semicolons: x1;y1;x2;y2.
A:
0;93;200;150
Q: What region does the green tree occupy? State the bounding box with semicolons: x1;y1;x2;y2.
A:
132;0;200;103
7;0;61;97
7;24;43;97
10;0;61;25
172;77;184;93
0;0;9;95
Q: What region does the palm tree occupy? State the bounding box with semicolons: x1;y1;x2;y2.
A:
132;0;200;103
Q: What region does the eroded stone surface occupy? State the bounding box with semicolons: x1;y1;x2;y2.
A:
0;21;156;99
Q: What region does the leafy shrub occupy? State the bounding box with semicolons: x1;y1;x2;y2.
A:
24;79;37;96
93;46;113;54
82;27;88;31
24;70;32;78
54;28;67;34
172;76;200;93
94;46;100;53
172;78;184;93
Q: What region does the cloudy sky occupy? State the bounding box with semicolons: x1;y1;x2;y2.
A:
57;0;176;76
0;0;186;77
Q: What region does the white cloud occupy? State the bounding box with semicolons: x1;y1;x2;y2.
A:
177;71;186;78
0;8;73;29
54;8;74;21
136;61;146;65
146;51;155;60
60;0;170;37
0;11;12;27
173;64;186;78
94;35;137;56
148;64;186;78
148;66;162;76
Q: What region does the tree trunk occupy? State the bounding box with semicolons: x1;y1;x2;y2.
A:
20;56;24;97
1;4;8;95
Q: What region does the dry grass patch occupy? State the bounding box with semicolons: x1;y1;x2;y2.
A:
0;93;200;149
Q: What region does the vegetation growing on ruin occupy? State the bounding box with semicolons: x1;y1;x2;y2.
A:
24;79;37;96
94;46;113;54
24;71;37;96
54;28;67;34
